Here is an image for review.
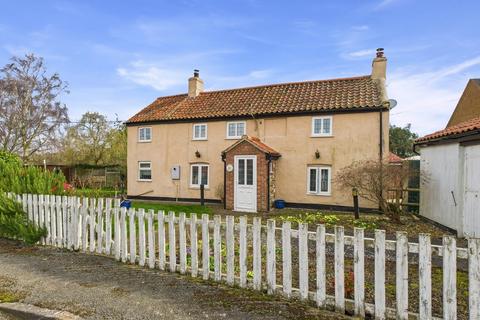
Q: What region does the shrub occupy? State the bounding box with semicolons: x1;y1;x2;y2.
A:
0;150;62;244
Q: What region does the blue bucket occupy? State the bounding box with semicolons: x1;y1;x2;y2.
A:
273;199;286;209
120;200;131;209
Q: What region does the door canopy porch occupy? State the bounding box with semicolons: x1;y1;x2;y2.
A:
222;136;280;212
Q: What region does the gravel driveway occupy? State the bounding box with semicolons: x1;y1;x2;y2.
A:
0;239;351;320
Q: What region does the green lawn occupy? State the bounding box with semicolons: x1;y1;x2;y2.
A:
130;201;213;216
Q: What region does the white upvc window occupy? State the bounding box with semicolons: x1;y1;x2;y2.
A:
193;123;208;140
190;164;209;188
311;116;333;137
138;127;152;142
138;161;152;181
226;121;246;139
307;166;331;195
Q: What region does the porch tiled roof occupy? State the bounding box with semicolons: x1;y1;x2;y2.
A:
127;75;384;124
416;116;480;143
222;136;280;157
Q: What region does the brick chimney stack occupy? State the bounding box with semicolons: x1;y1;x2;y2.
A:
188;69;204;98
371;48;387;80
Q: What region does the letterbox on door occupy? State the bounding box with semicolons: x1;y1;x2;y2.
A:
171;165;180;180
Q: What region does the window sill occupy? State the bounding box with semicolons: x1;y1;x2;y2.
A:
138;140;152;143
189;186;210;190
192;138;208;141
137;179;152;182
310;135;333;138
306;192;331;196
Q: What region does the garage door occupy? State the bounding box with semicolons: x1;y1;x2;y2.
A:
463;144;480;237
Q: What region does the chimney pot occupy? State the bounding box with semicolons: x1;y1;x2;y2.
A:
194;69;199;78
376;48;385;58
371;49;387;80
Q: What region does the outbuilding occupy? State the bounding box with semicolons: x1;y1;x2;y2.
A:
416;115;480;237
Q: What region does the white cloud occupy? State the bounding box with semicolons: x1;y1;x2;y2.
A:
389;56;480;135
117;61;187;91
347;49;376;58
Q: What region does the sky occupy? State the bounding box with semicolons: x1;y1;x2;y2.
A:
0;0;479;136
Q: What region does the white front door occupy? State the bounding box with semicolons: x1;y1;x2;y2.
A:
234;155;257;212
463;145;480;237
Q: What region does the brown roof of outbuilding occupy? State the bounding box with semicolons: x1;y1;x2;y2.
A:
416;116;480;143
388;152;404;163
127;75;384;124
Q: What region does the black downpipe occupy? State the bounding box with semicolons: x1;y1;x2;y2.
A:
266;155;272;212
222;154;227;209
379;109;384;160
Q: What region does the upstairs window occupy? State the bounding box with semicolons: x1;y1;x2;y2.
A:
226;121;246;139
190;164;209;187
307;166;331;195
138;161;152;181
311;116;333;137
138;127;152;142
193;124;208;140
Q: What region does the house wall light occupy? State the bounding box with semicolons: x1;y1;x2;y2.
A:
315;150;320;159
195;150;201;158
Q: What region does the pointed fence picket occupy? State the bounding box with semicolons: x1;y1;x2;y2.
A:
12;193;480;320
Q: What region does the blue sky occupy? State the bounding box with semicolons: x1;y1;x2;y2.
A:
0;0;479;135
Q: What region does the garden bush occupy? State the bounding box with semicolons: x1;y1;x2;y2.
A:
0;150;64;243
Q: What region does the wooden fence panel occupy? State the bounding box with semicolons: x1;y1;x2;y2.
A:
396;231;409;320
354;228;365;317
226;216;235;285
266;219;276;295
138;209;146;267
179;213;187;274
469;238;480;320
375;229;386;320
129;208;136;264
253;217;262;291
157;211;166;270
169;212;176;272
443;236;457;319
298;223;308;300
239;216;247;288
202;214;210;280
316;224;326;308
214;215;222;281
419;234;432;320
334;226;345;313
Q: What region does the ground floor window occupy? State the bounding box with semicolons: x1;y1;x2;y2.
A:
307;166;331;195
191;164;209;187
138;161;152;181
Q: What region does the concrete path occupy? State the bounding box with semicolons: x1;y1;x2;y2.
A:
0;239;351;320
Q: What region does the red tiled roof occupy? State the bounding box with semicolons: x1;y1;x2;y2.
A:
388;152;403;163
127;75;384;124
222;136;281;157
416;116;480;143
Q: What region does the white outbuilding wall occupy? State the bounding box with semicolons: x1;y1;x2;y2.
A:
420;142;480;237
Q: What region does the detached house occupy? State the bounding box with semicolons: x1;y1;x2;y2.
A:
126;49;391;212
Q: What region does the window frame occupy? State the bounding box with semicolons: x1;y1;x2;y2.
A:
192;123;208;140
138;161;152;181
226;121;246;139
138;127;152;142
306;166;331;196
190;163;209;188
311;116;333;137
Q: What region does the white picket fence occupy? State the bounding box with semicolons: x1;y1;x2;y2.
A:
9;193;480;319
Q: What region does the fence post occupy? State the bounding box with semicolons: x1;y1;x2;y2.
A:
239;216;247;288
282;221;292;298
138;208;146;267
316;224;326;308
267;219;276;295
56;195;63;248
354;228;365;317
213;215;222;281
89;198;96;253
375;229;386;320
157;211;166;270
469;238;480;320
114;202;121;260
169;212;176;272
190;213;198;277
81;198;88;252
96;198;104;254
129;208;136;263
396;231;409;320
179;212;187;274
44;195;51;245
443;235;457;319
202;214;210;280
299;223;309;300
120;207;127;262
253;217;262;291
418;233;431;320
226;215;235;285
334;226;345;313
105;198;112;255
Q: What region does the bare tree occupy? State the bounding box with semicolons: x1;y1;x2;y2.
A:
63;112;111;165
336;160;414;222
0;54;69;161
